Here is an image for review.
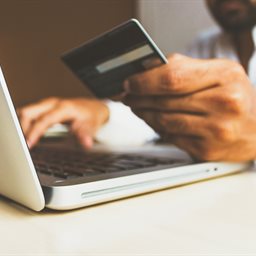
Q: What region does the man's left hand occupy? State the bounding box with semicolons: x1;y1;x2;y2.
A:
124;54;256;162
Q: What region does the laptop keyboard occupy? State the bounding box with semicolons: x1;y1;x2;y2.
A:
31;147;185;180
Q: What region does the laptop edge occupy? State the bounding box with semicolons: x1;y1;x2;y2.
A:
0;67;252;211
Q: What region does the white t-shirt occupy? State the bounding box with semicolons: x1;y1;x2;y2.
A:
95;26;256;146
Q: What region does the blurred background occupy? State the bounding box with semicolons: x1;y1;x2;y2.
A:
0;0;216;107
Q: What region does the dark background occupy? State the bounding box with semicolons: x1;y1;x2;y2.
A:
0;0;136;106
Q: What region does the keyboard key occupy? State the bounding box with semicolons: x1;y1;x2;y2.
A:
31;147;185;180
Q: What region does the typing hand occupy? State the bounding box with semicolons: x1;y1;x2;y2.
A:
124;54;256;161
17;97;109;149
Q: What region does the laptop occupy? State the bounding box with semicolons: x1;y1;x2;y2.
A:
0;68;251;211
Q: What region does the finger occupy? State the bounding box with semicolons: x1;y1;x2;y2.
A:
133;111;209;138
17;97;59;119
17;97;59;134
71;121;95;149
125;94;207;115
76;128;94;149
26;105;76;148
126;85;244;117
19;114;33;136
125;54;241;95
167;135;204;161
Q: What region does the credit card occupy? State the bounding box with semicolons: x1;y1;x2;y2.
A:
61;19;168;98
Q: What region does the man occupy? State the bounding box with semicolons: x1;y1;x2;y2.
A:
18;0;256;161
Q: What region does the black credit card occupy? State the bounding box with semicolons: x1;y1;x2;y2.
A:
61;19;168;98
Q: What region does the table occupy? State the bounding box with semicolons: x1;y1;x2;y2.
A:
0;165;256;255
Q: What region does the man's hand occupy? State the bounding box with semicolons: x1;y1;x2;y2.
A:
124;54;256;161
17;97;109;149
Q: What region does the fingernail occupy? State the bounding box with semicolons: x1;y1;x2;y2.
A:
123;80;130;93
84;136;93;149
27;140;32;148
27;137;35;149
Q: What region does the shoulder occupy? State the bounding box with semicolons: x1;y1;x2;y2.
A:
186;27;223;59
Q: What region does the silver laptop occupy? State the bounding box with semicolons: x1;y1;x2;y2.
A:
0;68;251;211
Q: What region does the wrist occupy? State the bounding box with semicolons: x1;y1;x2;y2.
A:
99;101;110;125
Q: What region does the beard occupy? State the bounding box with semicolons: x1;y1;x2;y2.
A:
208;0;256;32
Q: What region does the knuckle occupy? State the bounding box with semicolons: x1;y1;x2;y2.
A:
59;99;74;111
168;53;184;62
222;61;247;84
226;92;245;115
18;108;29;118
211;90;246;116
160;66;182;93
210;121;236;142
199;147;218;161
228;61;246;76
163;54;186;93
44;97;60;104
223;92;245;115
221;60;244;74
160;69;173;90
216;60;246;85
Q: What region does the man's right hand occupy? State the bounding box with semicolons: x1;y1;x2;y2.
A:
17;97;109;149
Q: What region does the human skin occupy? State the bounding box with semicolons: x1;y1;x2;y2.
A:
121;0;256;161
18;0;256;161
205;0;256;32
124;54;256;161
17;97;109;149
19;54;256;161
205;0;256;71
